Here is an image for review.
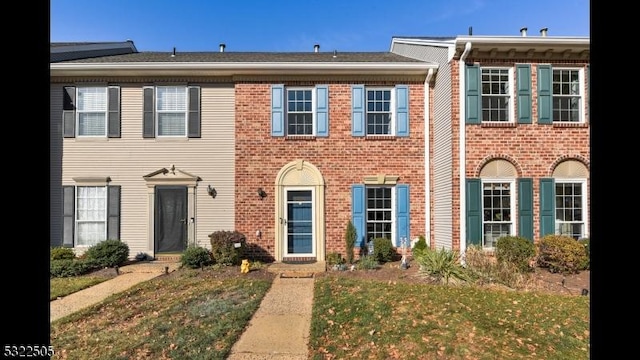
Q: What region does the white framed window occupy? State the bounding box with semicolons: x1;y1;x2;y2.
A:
366;186;395;241
77;86;108;136
75;186;107;246
481;67;514;122
555;179;587;239
482;180;516;248
553;68;584;122
366;88;395;135
156;86;188;137
286;88;315;136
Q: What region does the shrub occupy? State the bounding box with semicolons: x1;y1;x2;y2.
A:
181;246;213;269
50;259;92;278
415;247;471;285
50;247;76;261
464;245;532;289
495;235;536;273
372;237;395;263
344;220;357;264
84;239;130;268
356;255;379;270
326;252;344;266
537;234;588;274
208;230;247;265
578;238;590;270
412;235;428;258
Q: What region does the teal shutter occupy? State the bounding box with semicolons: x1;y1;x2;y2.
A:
537;65;552;124
351;85;365;136
143;86;155;138
396;184;410;247
465;64;481;124
518;178;533;241
107;186;121;240
108;86;121;138
351;184;366;247
396;85;409;136
539;178;556;236
466;179;482;246
62;186;75;247
516;65;532;124
271;84;285;136
63;86;76;138
316;85;329;137
188;86;201;138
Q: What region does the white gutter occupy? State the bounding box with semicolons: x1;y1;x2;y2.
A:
424;68;434;247
458;41;472;258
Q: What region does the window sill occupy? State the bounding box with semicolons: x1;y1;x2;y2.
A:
552;122;588;128
480;122;516;128
71;137;109;142
365;135;397;140
153;137;190;142
285;135;317;141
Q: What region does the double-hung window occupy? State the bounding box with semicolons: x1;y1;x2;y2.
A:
555;180;586;239
352;85;409;137
143;85;201;138
271;85;328;137
62;85;121;138
481;68;514;122
366;187;393;241
482;181;515;248
537;65;585;124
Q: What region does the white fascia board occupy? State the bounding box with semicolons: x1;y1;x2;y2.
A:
454;36;590;46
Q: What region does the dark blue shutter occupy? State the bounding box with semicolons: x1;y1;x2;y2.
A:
188;86;201;138
108;86;121;138
316;85;329;137
518;178;533;241
63;86;76;138
143;87;155;138
396;85;409;137
396;184;410;247
351;184;366;247
107;186;121;240
62;186;75;247
537;65;552;124
351;85;365;136
516;65;532;124
465;64;481;124
539;178;556;236
466;178;482;246
271;84;285;136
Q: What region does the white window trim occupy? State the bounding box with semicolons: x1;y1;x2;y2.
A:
155;86;189;138
285;87;316;136
366;87;396;136
480;66;515;123
365;185;397;243
555;178;588;239
74;185;108;247
552;67;585;123
480;178;516;249
76;86;108;137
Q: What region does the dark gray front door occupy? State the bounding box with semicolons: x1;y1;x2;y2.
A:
155;186;187;253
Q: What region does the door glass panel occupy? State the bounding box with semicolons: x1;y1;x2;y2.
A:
286;190;313;254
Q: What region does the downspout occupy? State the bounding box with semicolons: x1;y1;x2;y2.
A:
458;42;472;258
424;68;434;247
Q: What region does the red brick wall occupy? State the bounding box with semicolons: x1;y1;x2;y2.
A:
450;59;590;250
235;82;425;260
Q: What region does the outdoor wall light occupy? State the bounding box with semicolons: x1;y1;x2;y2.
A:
257;187;267;199
207;185;217;198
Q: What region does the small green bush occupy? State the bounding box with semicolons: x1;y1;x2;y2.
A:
537;234;588;274
51;247;76;261
181;246;213;269
50;259;91;278
372;237;395;263
415;247;471;285
578;238;590;270
495;235;536;273
326;252;344;266
208;230;247;265
84;239;130;268
464;245;531;289
412;235;428;258
345;220;357;264
356;255;379;270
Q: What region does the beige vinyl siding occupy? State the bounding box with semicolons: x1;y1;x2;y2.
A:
392;43;453;250
50;84;65;247
57;83;235;255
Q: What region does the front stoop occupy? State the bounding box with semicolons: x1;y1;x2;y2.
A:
267;261;326;277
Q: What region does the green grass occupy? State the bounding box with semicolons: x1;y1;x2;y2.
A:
309;277;590;360
50;276;112;300
51;269;274;360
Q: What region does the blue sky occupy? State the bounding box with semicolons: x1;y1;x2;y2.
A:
50;0;590;52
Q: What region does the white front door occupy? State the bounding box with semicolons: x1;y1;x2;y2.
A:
283;188;315;257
